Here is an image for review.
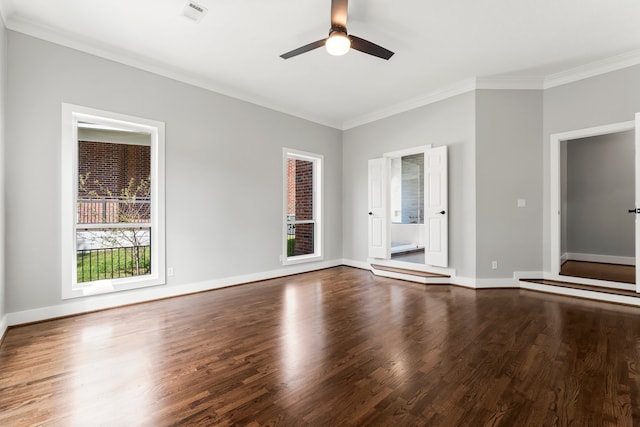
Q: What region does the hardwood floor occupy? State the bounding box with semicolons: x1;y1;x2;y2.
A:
560;260;635;284
2;266;640;425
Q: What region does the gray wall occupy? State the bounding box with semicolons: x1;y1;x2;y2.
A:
543;65;640;272
5;31;343;313
342;92;477;279
564;131;634;257
475;90;543;277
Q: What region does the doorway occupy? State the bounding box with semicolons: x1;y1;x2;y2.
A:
389;153;425;264
368;145;448;268
550;115;639;290
560;131;635;283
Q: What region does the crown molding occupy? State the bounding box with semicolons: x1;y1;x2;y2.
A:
544;49;640;89
3;15;344;130
0;0;14;27
342;78;478;130
476;76;544;90
1;5;639;131
343;48;640;129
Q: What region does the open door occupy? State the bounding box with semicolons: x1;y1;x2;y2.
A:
424;146;448;267
368;158;390;259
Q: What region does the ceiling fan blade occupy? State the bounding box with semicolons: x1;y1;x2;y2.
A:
280;39;327;59
331;0;348;29
349;35;394;60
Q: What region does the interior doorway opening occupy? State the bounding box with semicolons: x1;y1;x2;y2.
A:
368;144;448;268
560;130;635;283
550;116;638;291
389;153;425;264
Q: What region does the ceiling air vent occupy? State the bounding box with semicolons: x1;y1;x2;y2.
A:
182;1;208;23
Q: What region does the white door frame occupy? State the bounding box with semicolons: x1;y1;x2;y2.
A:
549;120;635;286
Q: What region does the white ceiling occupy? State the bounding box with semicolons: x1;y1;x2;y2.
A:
2;0;640;129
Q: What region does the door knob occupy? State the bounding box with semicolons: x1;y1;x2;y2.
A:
629;208;640;214
368;212;373;215
439;210;446;215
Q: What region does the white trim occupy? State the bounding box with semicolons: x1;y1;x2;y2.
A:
513;271;545;280
0;0;13;27
449;276;477;289
341;258;370;270
544;49;640;89
563;253;635;266
543;272;636;292
449;276;519;289
0;314;7;342
282;148;324;266
342;79;477;130
366;257;456;277
476;76;544;90
549;120;635;277
370;268;445;284
382;145;432;159
473;278;519;288
520;281;640;307
3;13;640;131
7;259;342;327
5;16;343;130
61;103;166;299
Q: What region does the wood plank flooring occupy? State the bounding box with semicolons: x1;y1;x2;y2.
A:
521;278;639;298
370;264;450;278
2;266;640;425
560;260;635;284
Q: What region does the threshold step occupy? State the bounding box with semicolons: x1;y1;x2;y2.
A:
371;264;450;278
520;279;639;299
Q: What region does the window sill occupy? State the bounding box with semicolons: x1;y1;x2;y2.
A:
282;254;324;266
63;275;165;300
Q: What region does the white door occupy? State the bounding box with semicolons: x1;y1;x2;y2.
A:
636;113;640;291
424;146;448;267
368;158;390;259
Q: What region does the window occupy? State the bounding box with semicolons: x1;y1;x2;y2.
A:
61;104;165;299
283;149;323;265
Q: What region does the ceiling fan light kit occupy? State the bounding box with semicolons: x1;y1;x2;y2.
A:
325;28;351;56
280;0;394;61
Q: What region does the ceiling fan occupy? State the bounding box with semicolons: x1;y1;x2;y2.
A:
280;0;394;60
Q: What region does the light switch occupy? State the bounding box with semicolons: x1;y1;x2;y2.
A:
517;199;526;208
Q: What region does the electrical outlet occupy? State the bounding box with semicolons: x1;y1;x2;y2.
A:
491;261;498;270
167;267;175;277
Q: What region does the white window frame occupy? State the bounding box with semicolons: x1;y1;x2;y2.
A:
61;103;166;299
282;148;323;265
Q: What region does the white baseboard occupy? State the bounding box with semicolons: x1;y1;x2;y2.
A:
542;272;636;291
513;271;545;280
370;268;431;284
6;259;342;327
564;252;635;266
366;258;456;277
560;253;569;264
0;314;7;342
341;259;371;270
474;278;519;288
520;281;640;307
5;259;636;329
451;277;518;289
450;276;477;289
